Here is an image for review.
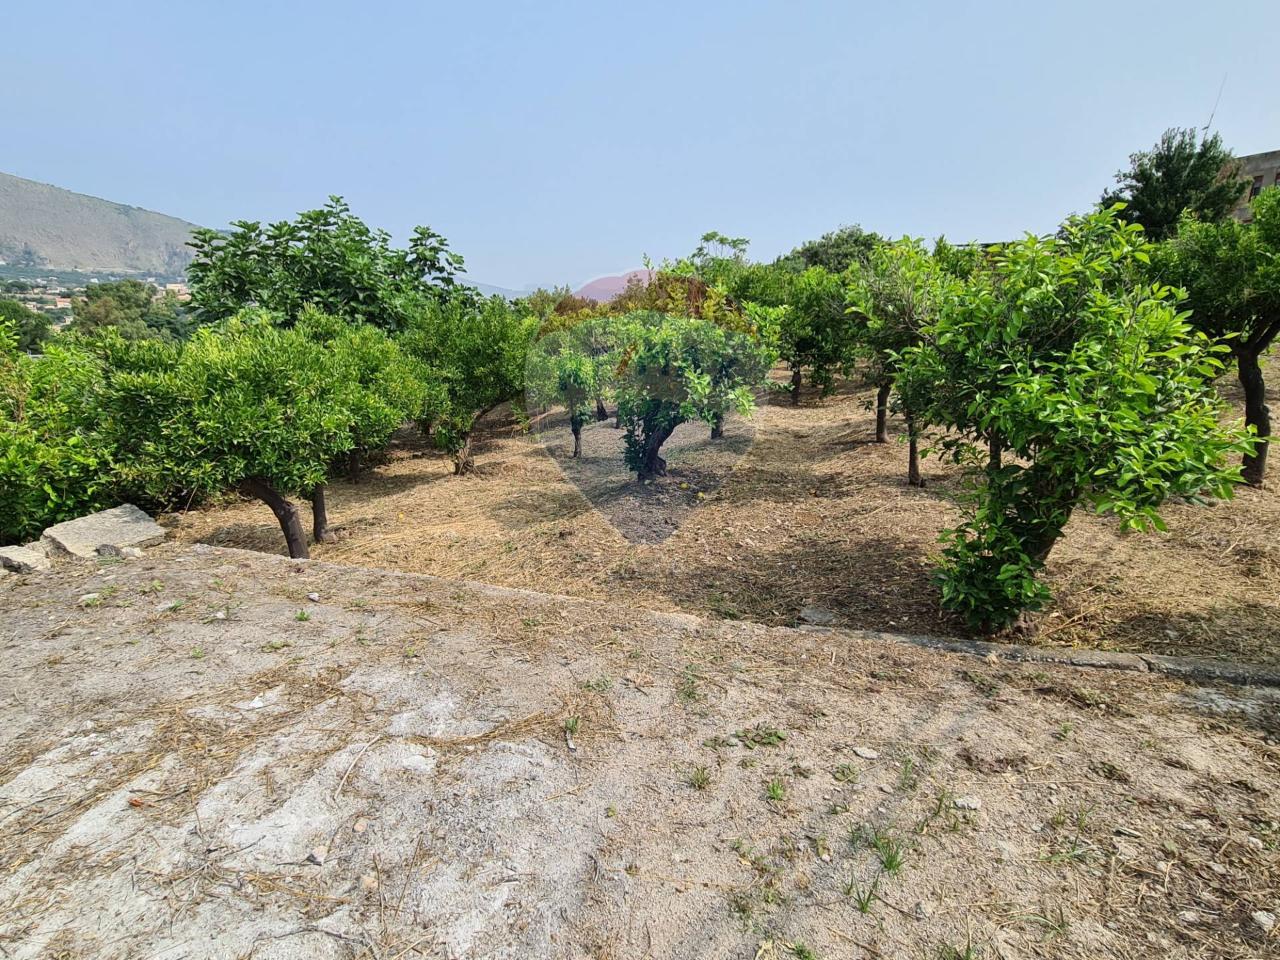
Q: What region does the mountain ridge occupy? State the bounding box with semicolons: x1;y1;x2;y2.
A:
0;172;200;278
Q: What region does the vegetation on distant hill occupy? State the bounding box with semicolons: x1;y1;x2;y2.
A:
0;171;197;276
0;297;50;352
70;279;192;342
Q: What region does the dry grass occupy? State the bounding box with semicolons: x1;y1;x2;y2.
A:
168;364;1280;665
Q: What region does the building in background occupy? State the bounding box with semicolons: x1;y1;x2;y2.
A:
1232;150;1280;222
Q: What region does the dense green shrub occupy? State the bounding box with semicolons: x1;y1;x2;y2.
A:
0;328;114;541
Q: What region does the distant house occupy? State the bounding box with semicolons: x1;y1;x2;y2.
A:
1232;150;1280;222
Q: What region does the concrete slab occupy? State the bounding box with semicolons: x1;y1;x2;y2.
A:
40;504;166;559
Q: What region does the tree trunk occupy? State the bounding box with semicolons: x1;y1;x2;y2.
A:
637;422;676;479
453;433;474;475
790;367;802;405
571;417;583;458
594;396;608;422
874;381;891;442
240;477;309;559
987;433;1003;472
1239;349;1270;486
346;448;362;482
710;412;724;440
905;410;924;488
311;486;337;543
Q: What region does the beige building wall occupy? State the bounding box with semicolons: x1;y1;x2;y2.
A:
1232;150;1280;221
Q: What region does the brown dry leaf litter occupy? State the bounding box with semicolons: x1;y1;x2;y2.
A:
0;546;1276;959
169;366;1280;665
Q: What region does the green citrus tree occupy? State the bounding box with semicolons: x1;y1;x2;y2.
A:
614;312;775;478
847;239;955;484
401;295;537;474
1154;188;1280;485
899;207;1247;631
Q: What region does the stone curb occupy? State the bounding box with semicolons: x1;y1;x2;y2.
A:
182;544;1280;690
878;632;1280;689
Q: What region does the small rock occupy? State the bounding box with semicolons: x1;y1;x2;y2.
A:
1244;836;1265;852
954;795;982;811
1252;910;1276;933
853;747;880;760
914;900;934;919
799;605;835;626
1208;861;1227;876
1177;910;1200;925
402;755;434;773
212;610;226;620
77;593;100;607
878;784;893;794
156;600;182;613
120;546;144;559
96;544;124;558
307;592;321;602
305;846;326;865
352;818;368;834
359;873;378;891
0;544;51;574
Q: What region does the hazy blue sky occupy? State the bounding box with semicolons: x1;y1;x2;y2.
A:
6;1;1277;289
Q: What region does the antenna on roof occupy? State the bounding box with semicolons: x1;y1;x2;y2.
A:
1203;73;1227;133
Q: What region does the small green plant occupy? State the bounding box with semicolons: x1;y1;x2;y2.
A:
677;666;703;704
786;944;819;960
844;873;879;913
764;777;787;803
937;934;982;959
687;765;712;791
869;828;906;874
581;676;612;693
191;645;205;659
736;724;787;749
832;762;859;784
295;609;310;622
564;715;580;736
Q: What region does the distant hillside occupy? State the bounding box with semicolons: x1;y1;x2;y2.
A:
575;269;651;303
0;172;199;278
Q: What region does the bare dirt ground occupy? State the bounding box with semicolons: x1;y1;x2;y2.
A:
169;365;1280;665
1;545;1277;959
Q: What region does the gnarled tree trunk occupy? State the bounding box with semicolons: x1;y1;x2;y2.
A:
571;416;583;458
594;396;609;422
311;486;337;543
240;477;309;559
1238;349;1271;486
710;412;724;440
453;433;474;475
637;422;676;479
789;367;802;405
346;448;363;482
874;381;891;443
